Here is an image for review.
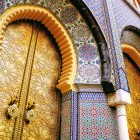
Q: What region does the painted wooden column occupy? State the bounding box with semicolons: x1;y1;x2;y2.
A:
117;105;129;140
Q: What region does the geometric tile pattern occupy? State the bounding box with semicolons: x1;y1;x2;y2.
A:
112;0;140;37
79;44;98;61
61;91;78;140
83;0;110;43
112;0;140;90
104;0;129;92
0;0;101;84
83;0;140;92
79;93;119;140
61;92;72;140
71;91;78;140
79;64;100;82
83;0;125;90
119;68;129;91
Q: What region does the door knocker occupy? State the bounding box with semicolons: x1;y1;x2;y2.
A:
25;102;36;124
6;96;19;119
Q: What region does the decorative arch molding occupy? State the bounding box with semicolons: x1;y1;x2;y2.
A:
0;4;77;94
122;44;140;67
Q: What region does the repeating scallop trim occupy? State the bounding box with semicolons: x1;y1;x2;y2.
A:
122;44;140;67
0;4;77;94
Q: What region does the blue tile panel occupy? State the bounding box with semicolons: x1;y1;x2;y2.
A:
78;93;118;140
112;0;140;37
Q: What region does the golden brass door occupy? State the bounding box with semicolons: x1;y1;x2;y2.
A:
125;54;140;140
0;20;61;140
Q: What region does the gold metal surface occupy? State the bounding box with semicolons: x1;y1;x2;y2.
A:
125;54;140;140
0;21;32;140
13;21;39;140
0;20;60;139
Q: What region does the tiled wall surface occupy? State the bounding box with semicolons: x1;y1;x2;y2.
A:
78;93;118;140
83;0;140;93
112;0;140;36
61;92;72;140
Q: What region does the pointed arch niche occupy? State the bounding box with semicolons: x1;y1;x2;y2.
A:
0;4;78;94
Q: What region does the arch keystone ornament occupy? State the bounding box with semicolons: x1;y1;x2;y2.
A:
0;4;78;94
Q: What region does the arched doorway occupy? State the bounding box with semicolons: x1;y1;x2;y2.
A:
124;54;140;140
0;20;61;139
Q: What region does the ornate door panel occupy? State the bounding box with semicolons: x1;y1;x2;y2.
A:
125;54;140;140
0;20;60;140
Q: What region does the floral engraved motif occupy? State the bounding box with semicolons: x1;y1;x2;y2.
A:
33;51;48;70
14;45;28;65
0;60;19;86
26;109;36;123
31;74;54;97
26;126;54;140
7;104;19;118
1;40;11;54
23;21;60;140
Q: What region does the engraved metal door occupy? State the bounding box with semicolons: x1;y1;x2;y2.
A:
125;54;140;140
0;20;61;140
